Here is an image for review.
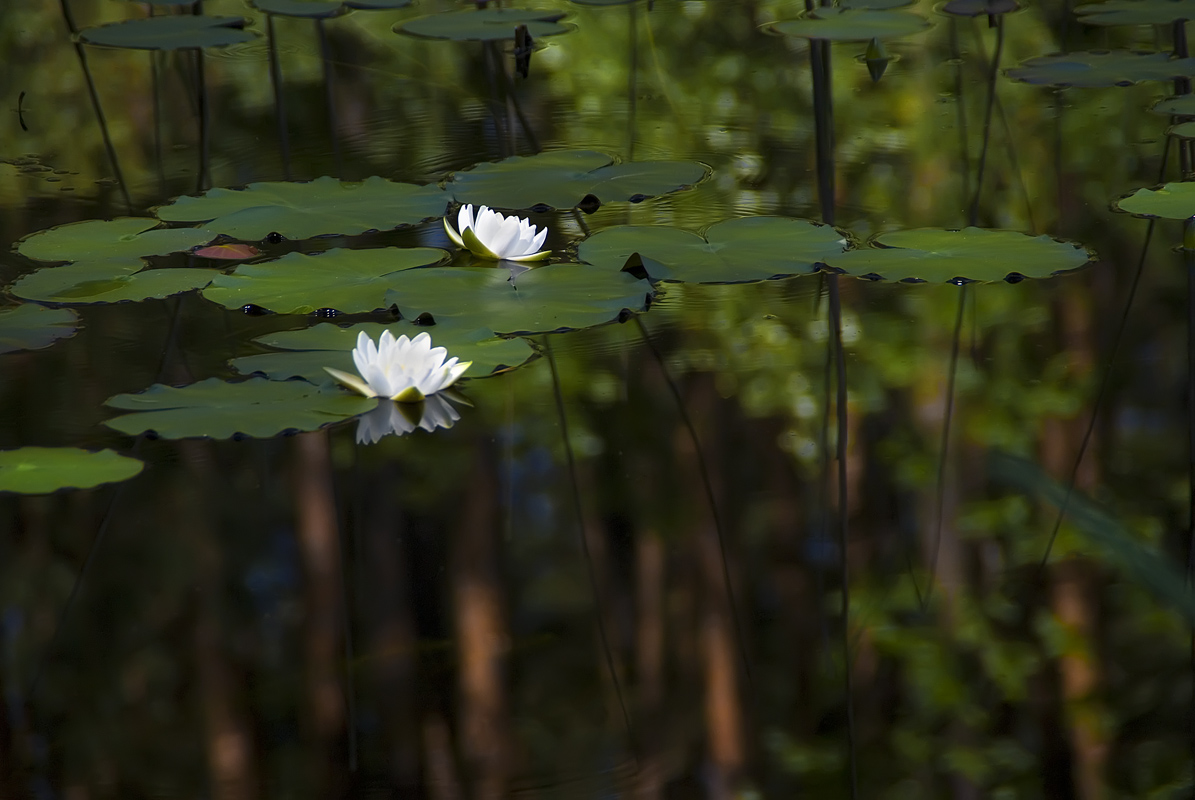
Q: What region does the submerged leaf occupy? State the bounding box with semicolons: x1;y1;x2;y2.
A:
823;228;1092;283
202;247;448;314
1006;50;1195;88
155;176;449;240
78;15;255;50
448;150;708;210
105;377;374;440
579;217;847;283
231;319;534;382
384;263;654;334
990;451;1195;625
396;8;569;41
0;304;79;354
0;447;143;494
16;218;216;263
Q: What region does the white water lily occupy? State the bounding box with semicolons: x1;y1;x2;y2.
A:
444;204;550;262
355;395;461;444
324;331;471;403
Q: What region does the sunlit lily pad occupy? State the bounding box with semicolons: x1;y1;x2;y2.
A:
16;218;217;263
78;16;255;50
823;228;1092;283
578;217;847;283
251;0;345;17
1116;181;1195;218
1152;95;1195;115
1074;0;1195;25
396;8;569;41
383;264;654;334
105;377;374;440
10;260;216;304
0;304;79;354
769;8;932;41
155;176;449;240
231;319;534;382
0;447;143;494
447;150;708;210
1006;50;1195;87
202;247;448;314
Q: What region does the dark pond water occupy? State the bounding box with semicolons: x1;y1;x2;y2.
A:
2;0;1195;797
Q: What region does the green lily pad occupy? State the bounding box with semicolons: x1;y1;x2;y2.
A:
0;447;143;494
447;150;708;210
769;8;932;41
823;228;1092;283
396;8;569;41
0;304;79;354
155;176;449;241
78;16;255;50
9;260;216;304
251;0;345;17
1115;181;1195;218
1152;94;1195;115
231;319;534;383
345;0;412;7
383;264;654;334
1006;50;1195;87
578;217;847;283
202;247;448;314
105;377;374;440
16;218;217;263
1169;121;1195;138
1074;0;1195;25
940;0;1020;16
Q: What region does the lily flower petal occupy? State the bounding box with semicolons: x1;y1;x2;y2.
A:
444;203;551;262
327;329;472;403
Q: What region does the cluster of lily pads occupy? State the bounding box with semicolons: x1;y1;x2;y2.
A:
0;145;1096;497
25;0;1195;495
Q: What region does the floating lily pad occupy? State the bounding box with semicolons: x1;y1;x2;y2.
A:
16;218;217;263
1153;95;1195;115
940;0;1020;16
345;0;412;7
231;319;534;383
78;16;255;50
202;247;448;314
843;0;917;10
10;260;216;304
769;8;932;41
0;447;143;494
156;176;448;241
448;150;707;210
396;8;569;41
1115;181;1195;218
1074;0;1195;25
105;377;374;440
0;304;79;354
823;228;1092;283
1169;121;1195;138
194;243;261;260
251;0;345;16
383;264;654;334
578;217;847;283
1006;50;1195;87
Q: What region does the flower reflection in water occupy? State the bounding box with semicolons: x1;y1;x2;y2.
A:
355;394;461;444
